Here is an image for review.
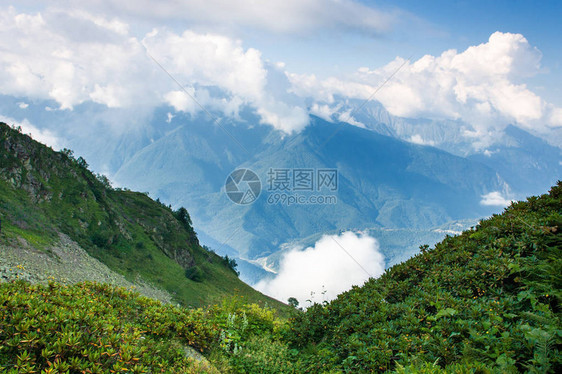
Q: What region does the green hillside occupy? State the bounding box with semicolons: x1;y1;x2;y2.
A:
1;183;559;373
0;122;284;310
285;182;561;372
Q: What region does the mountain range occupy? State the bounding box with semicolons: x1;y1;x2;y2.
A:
3;96;561;284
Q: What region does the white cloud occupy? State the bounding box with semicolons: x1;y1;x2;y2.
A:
0;6;151;109
145;29;267;102
0;7;309;133
550;107;562;127
1;6;560;140
255;98;309;133
310;103;337;122
146;29;309;132
483;149;498;157
17;102;29;109
164;89;199;114
308;101;366;129
480;191;513;207
289;32;562;142
255;231;385;306
408;134;435;146
0;115;62;150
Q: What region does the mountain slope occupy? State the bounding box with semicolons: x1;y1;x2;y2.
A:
7;99;560;285
0;122;284;310
1;181;559;373
334;99;562;198
285;182;562;372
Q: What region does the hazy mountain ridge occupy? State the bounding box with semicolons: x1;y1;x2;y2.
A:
109;112;508;282
4;96;559;284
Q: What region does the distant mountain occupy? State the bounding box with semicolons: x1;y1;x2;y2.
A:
0;122;284;310
320;99;476;155
468;125;562;194
111;112;506;282
327;99;562;197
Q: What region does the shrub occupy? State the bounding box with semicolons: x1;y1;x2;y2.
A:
185;265;204;282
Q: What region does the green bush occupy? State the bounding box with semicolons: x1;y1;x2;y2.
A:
0;280;292;373
0;281;217;373
221;334;298;373
186;265;205;282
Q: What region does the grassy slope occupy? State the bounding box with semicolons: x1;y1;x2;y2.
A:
285;182;561;373
0;122;285;311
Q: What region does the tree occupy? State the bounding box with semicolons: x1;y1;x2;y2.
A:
95;173;112;189
76;156;88;169
61;148;74;159
174;207;192;226
223;255;239;276
287;297;299;308
173;207;196;238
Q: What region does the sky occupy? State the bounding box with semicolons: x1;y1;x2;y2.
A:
1;0;561;143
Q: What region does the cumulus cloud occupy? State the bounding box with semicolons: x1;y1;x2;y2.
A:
0;7;152;109
480;191;514;207
1;5;560;141
145;29;267;101
146;29;309;132
550;108;562;127
255;231;385;306
289;32;562;142
0;7;309;133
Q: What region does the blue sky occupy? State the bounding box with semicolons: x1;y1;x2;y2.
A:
390;0;562;105
244;0;562;104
